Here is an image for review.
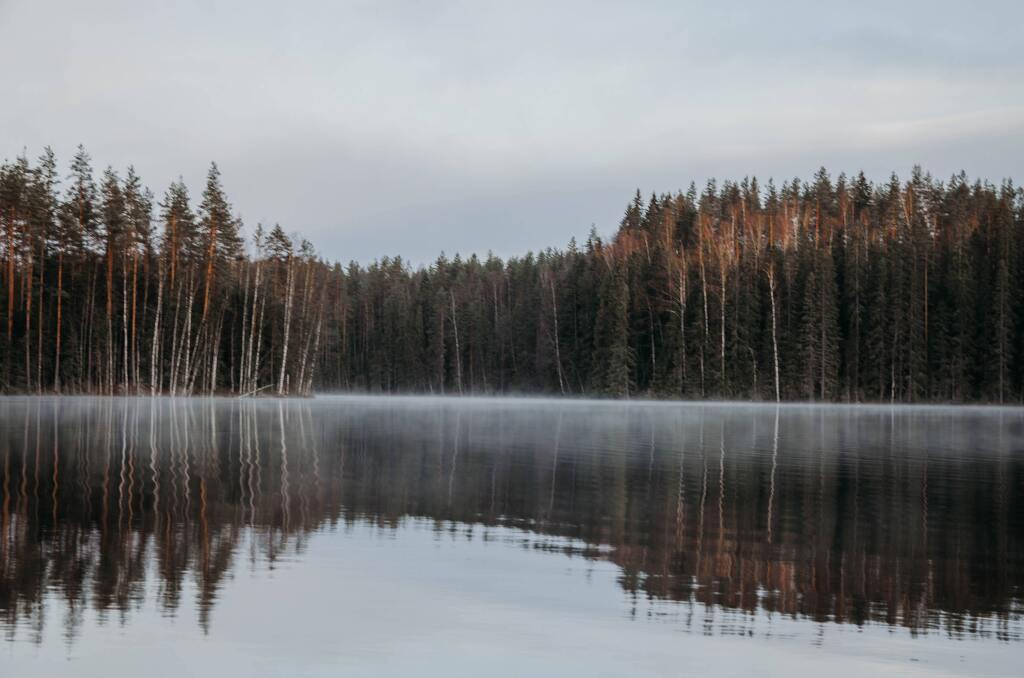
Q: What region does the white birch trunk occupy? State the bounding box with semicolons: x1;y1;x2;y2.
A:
150;261;164;395
277;258;295;395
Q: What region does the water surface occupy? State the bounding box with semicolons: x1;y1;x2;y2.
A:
1;396;1022;676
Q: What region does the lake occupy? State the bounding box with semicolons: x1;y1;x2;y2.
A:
1;396;1022;676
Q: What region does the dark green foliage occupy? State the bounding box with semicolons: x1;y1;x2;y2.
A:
0;148;1021;401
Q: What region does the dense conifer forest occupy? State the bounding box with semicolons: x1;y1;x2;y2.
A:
1;146;1021;401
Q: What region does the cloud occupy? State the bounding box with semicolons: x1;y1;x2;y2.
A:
1;0;1021;264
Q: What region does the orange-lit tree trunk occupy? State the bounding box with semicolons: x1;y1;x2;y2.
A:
6;207;14;345
767;264;780;402
24;246;33;391
131;249;139;392
697;218;709;396
106;237;114;393
53;248;63;392
36;236;44;392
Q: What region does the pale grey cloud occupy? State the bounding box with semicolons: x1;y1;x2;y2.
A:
1;0;1021;264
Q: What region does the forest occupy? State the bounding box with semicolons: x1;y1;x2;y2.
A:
1;146;1022;402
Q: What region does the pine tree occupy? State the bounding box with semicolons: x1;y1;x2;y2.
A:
3;147;1023;402
198;162;239;323
592;260;633;396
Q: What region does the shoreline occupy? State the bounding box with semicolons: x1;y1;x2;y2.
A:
2;391;1022;411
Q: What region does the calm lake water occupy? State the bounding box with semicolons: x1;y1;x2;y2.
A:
0;396;1022;676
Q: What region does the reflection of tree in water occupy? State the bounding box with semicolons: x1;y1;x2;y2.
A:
0;398;1022;643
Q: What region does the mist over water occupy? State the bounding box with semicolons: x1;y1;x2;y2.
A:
1;396;1022;676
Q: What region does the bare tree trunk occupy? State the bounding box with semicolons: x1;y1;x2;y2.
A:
84;262;99;391
852;235;861;400
305;304;324;395
997;261;1008;404
5;208;14;345
122;251;129;392
450;289;463;394
678;254;688;391
238;261;250;394
54;249;63;393
150;261;164;395
186;308;210;396
719;267;727;392
106;242;114;394
277;258;295;395
890;320;898;404
819;266;826;401
297;300;315;395
648;299;657;386
185;328;204;396
168;275;182;395
252;279;267;393
767;267;781;403
181;276;196;395
140;252;150;393
169;213;177;289
84;263;98;391
548;273;565;394
202;217;217;322
36;236;44;392
131;250;139;392
210;313;224;395
698;231;709;397
492;281;503;391
24;247;33;392
294;259;314;393
245;261;262;394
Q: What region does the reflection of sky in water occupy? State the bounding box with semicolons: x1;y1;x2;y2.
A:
1;396;1022;676
5;520;1020;678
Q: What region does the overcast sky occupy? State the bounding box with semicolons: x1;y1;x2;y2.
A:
1;0;1022;264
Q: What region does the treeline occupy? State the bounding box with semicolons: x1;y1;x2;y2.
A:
1;147;1022;401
